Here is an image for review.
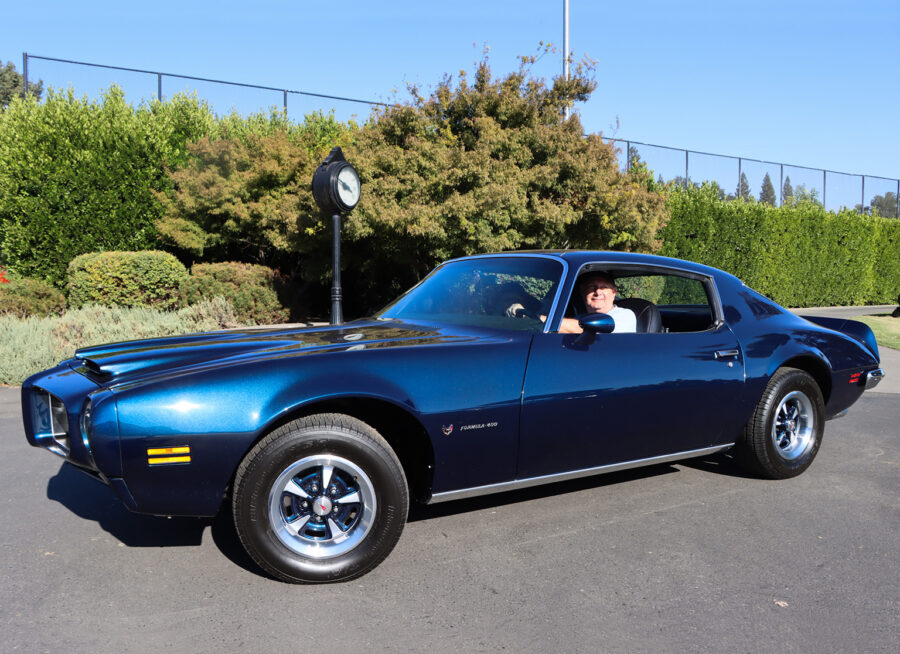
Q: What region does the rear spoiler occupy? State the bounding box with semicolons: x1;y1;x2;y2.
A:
800;315;880;361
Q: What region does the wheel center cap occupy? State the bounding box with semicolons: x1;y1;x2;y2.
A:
312;496;333;517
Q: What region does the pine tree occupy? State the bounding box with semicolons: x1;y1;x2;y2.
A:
736;172;751;200
782;176;794;206
759;173;777;205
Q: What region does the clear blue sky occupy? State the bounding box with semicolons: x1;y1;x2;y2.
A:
5;1;899;206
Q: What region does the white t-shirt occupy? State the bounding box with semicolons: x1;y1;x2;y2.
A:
608;305;637;333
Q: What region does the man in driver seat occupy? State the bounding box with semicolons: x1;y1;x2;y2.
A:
558;272;636;334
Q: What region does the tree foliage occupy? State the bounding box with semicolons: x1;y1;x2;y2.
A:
869;191;899;218
782;176;793;205
759;173;777;206
156;111;354;272
341;57;669;311
784;183;821;207
0;61;42;108
158;56;669;315
736;172;752;200
157;132;320;265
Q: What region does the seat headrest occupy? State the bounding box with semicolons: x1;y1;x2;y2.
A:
615;297;663;333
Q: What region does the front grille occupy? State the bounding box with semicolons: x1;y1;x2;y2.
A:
30;389;70;457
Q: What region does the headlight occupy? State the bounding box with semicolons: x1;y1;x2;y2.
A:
30;389;70;456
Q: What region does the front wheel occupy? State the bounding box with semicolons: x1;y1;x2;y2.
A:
232;413;408;583
735;368;825;479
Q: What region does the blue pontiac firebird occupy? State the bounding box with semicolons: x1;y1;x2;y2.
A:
23;251;884;583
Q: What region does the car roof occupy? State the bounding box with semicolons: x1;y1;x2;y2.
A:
451;250;735;282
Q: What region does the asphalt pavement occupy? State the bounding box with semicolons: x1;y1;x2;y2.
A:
1;306;897;653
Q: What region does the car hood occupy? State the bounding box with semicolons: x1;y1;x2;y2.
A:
72;319;484;385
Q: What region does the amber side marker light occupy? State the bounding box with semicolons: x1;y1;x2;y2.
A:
147;446;191;465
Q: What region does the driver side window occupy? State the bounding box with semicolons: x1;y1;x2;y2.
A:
565;269;717;334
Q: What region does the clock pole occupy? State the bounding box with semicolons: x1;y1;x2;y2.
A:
311;146;361;326
331;212;343;325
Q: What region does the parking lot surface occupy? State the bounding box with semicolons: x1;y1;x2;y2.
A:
1;381;897;653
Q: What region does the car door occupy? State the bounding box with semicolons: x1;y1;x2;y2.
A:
516;271;746;480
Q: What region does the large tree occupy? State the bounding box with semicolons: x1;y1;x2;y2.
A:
759;173;777;205
0;61;42;108
736;172;751;200
782;176;794;205
870;192;899;218
161;56;670;316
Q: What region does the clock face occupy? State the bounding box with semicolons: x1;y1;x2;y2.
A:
336;165;360;208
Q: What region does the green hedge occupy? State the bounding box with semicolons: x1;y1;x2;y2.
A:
67;250;188;309
661;185;900;307
0;272;67;317
0;87;215;286
180;262;289;324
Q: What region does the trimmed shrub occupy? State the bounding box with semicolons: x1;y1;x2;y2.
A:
180;262;289;324
661;184;900;307
0;297;242;386
67;250;188;310
0;273;67;317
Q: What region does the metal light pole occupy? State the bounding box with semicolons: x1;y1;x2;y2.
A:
563;0;570;121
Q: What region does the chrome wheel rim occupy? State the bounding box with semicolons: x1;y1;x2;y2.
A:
771;391;815;461
268;455;376;560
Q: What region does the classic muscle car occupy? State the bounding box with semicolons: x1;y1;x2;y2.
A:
22;251;885;583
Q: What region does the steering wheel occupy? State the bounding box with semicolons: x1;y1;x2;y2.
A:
506;303;539;320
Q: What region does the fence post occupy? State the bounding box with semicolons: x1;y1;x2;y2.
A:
779;164;784;207
22;52;28;100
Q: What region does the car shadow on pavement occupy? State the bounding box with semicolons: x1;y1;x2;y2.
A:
47;462;210;547
408;463;680;522
678;451;761;479
47;462;275;578
208;509;273;579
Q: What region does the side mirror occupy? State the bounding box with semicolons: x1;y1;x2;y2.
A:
578;313;615;334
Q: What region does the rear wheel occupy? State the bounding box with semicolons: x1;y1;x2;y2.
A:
735;368;825;479
233;413;408;583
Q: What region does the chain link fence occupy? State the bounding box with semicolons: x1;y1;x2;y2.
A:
21;53;396;127
21;53;900;218
614;139;899;217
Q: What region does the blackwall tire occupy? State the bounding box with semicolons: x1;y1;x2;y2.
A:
735;368;825;479
232;413;409;583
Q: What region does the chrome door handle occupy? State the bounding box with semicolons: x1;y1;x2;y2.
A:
715;349;740;359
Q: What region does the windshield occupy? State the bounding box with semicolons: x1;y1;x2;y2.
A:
377;257;564;332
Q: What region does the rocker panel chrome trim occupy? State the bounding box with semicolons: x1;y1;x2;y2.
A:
427;443;735;504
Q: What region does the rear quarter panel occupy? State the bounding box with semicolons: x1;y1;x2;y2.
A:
716;278;878;417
